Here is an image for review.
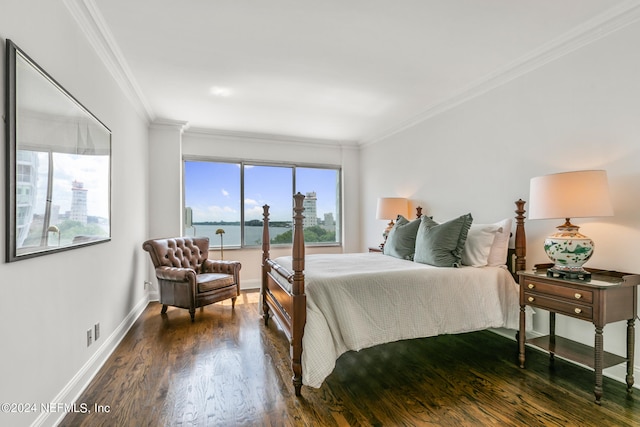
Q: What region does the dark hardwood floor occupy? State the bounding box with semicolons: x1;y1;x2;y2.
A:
61;290;639;426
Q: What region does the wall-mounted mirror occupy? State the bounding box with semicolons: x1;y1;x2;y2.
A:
5;40;111;262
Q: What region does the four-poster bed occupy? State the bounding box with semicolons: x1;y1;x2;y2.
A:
261;194;527;396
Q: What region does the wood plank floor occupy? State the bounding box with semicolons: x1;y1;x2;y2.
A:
62;291;639;426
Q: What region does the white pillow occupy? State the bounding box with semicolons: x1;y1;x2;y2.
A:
486;218;512;267
461;223;501;267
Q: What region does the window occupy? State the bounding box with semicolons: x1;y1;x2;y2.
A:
295;167;339;244
244;165;293;245
183;160;341;248
183;161;241;246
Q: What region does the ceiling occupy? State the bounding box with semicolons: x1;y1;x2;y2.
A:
86;0;629;144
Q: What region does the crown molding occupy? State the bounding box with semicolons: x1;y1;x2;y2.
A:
185;127;360;149
361;1;640;147
65;0;640;147
61;0;357;149
150;119;190;133
64;0;154;123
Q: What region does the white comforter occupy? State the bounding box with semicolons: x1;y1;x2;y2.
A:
272;253;521;388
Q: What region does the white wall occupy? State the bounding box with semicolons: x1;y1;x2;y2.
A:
148;121;187;240
360;20;640;385
2;3;636;424
180;130;361;289
0;1;150;426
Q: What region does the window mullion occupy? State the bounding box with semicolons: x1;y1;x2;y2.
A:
241;162;245;248
292;166;296;212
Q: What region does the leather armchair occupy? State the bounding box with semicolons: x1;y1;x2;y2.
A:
142;237;241;322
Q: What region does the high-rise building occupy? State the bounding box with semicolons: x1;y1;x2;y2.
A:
70;180;88;224
323;213;335;231
303;191;317;227
15;150;39;248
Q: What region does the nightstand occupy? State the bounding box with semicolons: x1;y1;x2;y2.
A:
518;264;640;404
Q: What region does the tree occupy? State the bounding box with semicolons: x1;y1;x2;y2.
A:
271;226;335;244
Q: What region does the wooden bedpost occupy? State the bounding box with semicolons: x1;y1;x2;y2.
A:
514;199;527;273
261;204;271;326
291;193;307;396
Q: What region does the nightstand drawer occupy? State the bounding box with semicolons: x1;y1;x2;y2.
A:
523;280;593;304
524;292;593;320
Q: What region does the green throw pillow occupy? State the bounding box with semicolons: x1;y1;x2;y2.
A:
414;213;473;267
383;215;421;260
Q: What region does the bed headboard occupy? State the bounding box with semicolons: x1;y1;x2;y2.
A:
262;196;527;280
385;200;525;279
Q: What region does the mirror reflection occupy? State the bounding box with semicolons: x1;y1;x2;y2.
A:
8;42;111;260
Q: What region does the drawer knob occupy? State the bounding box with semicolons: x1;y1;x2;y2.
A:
575;308;582;314
528;284;535;289
574;293;582;299
528;296;535;303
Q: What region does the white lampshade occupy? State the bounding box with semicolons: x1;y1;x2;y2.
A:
528;169;613;279
529;170;613;220
376;197;408;220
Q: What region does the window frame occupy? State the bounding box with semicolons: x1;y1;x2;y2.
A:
182;156;342;249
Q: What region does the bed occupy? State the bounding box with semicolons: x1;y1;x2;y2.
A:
261;194;527;395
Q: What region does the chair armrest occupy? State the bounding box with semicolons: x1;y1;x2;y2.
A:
203;260;241;278
155;266;196;283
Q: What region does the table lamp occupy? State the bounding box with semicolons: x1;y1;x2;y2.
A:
528;170;613;279
376;197;408;248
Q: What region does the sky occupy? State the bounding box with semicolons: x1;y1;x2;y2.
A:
34;152;110;219
184;161;339;223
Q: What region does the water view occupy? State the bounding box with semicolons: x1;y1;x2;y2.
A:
184;224;290;247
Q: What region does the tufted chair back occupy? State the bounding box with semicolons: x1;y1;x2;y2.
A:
143;237;210;273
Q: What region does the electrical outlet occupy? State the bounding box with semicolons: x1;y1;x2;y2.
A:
87;329;93;347
94;323;100;341
144;280;153;290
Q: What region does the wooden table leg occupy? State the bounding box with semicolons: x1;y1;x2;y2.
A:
549;312;556;364
518;303;526;368
594;325;604;405
627;318;636;393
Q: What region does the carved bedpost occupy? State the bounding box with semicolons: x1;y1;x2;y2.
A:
261;205;271;325
291;193;307;396
416;206;423;218
514;199;527;273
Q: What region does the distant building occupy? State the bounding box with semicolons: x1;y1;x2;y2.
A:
323;213;335;231
50;205;60;226
303;191;318;227
70;180;88;224
15;150;39;248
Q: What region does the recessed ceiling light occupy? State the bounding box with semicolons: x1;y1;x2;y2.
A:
210;86;232;97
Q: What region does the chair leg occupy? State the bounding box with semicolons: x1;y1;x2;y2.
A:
232;296;237;309
189;308;195;322
161;304;168;314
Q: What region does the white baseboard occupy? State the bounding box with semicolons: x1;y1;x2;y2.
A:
490;328;640;390
32;295;150;427
241;278;260;290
